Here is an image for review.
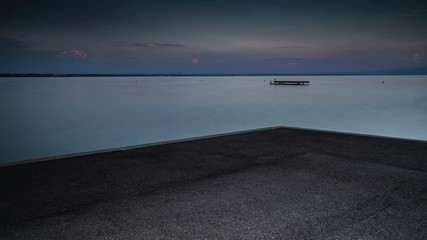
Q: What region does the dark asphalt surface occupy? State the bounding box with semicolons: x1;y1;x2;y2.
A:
0;127;426;239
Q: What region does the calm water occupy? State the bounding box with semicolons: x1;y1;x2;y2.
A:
1;75;427;164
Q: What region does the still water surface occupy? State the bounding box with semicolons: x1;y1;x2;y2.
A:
1;75;427;163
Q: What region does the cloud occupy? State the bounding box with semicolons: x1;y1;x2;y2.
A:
58;50;88;59
412;53;421;61
276;46;304;49
400;53;423;62
264;57;301;66
116;41;185;47
392;6;427;24
7;34;25;39
192;58;200;64
0;35;27;50
216;59;224;63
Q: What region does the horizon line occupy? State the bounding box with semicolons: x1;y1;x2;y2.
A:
1;73;427;77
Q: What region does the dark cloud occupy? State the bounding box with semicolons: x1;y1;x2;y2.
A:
391;3;427;24
263;58;302;66
0;36;27;50
276;46;305;49
115;41;185;48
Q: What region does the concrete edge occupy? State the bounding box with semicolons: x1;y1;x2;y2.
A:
284;126;427;143
1;126;426;168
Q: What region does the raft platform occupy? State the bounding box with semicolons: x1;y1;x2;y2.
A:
270;80;310;85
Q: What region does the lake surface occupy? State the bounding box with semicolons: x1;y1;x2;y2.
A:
1;75;427;164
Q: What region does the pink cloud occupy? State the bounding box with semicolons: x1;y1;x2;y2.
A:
412;53;420;61
58;50;88;59
192;58;200;64
400;53;422;62
216;59;224;63
7;34;24;39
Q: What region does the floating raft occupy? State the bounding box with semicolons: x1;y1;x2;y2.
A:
270;80;310;85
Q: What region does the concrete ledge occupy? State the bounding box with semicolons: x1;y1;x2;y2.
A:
0;127;426;239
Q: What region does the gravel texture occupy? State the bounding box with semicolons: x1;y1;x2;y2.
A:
1;127;426;239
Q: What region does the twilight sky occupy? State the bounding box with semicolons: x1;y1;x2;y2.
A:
1;0;426;74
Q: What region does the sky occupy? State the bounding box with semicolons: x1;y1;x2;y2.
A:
1;0;426;74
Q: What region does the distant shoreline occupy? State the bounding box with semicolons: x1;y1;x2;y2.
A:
1;73;427;77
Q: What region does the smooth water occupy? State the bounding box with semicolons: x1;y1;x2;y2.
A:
1;75;427;164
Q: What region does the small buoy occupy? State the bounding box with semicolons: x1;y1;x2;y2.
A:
381;81;384;83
